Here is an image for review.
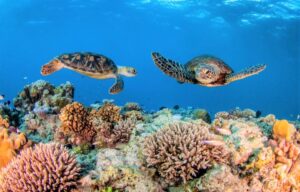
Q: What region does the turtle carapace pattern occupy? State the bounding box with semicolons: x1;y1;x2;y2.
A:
41;52;137;94
152;52;266;87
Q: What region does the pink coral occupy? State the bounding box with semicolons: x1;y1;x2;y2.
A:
0;143;81;192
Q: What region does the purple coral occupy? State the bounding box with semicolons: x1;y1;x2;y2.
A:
0;143;81;192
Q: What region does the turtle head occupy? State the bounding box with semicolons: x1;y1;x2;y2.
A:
195;64;219;84
118;66;137;77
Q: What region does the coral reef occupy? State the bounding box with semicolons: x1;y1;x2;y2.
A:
93;118;136;148
13;80;74;114
21;112;60;143
212;119;267;165
192;108;211;123
273;120;296;141
93;102;121;124
57;102;95;145
143;121;230;185
0;122;29;169
0;143;81;192
79;166;163;192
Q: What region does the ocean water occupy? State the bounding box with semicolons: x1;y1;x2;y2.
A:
0;0;299;119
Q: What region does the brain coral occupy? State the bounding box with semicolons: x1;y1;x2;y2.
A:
0;143;81;192
143;121;230;185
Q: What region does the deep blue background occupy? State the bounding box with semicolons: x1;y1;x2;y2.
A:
0;0;299;119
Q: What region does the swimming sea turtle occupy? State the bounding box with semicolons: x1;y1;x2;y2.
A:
41;52;137;94
152;52;266;86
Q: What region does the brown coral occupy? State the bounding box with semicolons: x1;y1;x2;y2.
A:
58;102;96;145
93;118;136;147
94;102;121;123
60;102;91;133
0;143;81;192
143;121;230;185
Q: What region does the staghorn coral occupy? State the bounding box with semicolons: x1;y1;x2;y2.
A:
94;102;121;123
0;143;81;192
13;80;74;114
143;121;230;185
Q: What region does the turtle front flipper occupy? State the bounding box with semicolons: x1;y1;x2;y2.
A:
151;52;194;83
226;64;266;84
109;75;124;94
41;59;64;76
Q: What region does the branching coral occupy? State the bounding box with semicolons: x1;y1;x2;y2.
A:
0;143;81;192
13;80;74;114
93;118;136;147
143;121;230;185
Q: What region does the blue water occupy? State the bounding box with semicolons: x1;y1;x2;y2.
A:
0;0;299;119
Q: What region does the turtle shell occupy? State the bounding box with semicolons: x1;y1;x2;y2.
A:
57;52;118;74
185;55;234;86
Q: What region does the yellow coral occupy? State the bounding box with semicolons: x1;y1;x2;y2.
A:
273;120;296;141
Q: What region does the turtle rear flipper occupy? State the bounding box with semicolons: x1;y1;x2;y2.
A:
226;64;266;84
109;75;124;94
152;52;193;83
41;59;64;76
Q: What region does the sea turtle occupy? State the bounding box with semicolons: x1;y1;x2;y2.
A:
152;52;266;86
41;52;137;94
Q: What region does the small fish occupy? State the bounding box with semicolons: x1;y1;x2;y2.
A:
173;105;180;110
0;94;5;100
23;76;28;80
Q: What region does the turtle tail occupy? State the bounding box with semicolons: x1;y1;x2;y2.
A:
226;64;266;84
109;75;124;94
41;59;64;76
151;52;193;83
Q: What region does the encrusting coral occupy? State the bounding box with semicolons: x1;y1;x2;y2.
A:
143;121;230;185
79;166;163;192
0;143;81;192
